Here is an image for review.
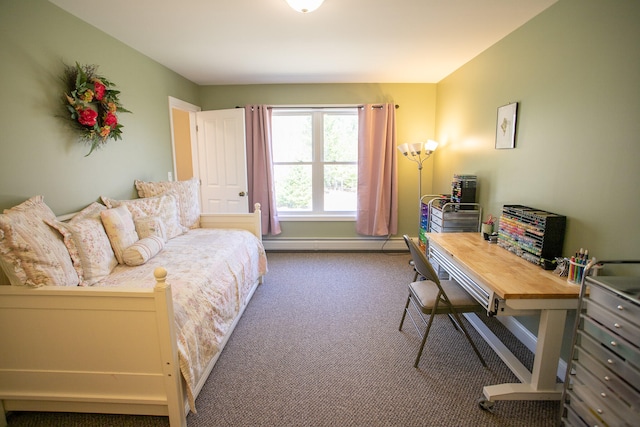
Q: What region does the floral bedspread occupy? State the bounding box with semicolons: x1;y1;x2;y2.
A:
93;228;267;412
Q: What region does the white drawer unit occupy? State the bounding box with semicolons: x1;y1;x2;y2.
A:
561;261;640;427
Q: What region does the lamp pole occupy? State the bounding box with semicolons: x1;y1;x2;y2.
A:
397;140;439;230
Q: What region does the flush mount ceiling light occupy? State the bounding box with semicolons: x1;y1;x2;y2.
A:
285;0;325;13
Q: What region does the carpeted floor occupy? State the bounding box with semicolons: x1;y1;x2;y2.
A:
5;251;561;426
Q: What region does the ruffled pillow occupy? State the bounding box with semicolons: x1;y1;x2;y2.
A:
122;235;165;266
46;202;117;286
0;196;78;287
102;193;186;240
100;205;139;264
134;178;201;229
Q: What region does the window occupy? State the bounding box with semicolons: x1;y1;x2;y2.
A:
271;108;358;217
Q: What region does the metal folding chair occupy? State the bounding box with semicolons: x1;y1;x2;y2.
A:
399;235;487;368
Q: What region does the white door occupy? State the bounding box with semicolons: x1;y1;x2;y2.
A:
195;108;248;213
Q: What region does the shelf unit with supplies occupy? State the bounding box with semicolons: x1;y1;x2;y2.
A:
428;199;482;234
561;260;640;427
497;204;566;270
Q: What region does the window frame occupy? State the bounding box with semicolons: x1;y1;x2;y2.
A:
271;106;358;220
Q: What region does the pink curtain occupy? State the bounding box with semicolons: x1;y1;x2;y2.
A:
245;105;281;235
356;104;398;236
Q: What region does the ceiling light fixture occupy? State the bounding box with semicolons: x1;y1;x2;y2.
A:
285;0;325;13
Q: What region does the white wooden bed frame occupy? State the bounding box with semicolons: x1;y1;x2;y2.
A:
0;205;263;427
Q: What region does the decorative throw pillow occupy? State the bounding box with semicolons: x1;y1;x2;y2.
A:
134;178;201;229
121;235;165;266
134;215;167;241
102;193;186;240
100;205;139;264
46;202;117;286
0;195;79;287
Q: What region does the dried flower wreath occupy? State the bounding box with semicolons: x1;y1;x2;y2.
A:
62;63;131;156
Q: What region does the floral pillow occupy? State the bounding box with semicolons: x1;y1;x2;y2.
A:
0;195;79;287
102;193;186;240
134;215;167;241
46;202;117;286
100;205;139;264
134;178;201;229
121;235;165;266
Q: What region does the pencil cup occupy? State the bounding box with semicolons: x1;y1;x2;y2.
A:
568;259;585;284
481;223;493;240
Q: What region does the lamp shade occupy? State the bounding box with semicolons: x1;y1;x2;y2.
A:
286;0;325;13
425;139;439;152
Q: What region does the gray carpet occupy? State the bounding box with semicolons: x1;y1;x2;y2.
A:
6;251;560;426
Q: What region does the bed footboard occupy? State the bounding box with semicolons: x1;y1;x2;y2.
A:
0;268;186;427
199;203;262;239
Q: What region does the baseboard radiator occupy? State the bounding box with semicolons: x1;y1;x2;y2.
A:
262;237;406;251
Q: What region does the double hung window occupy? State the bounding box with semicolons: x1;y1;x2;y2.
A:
271;108;358;218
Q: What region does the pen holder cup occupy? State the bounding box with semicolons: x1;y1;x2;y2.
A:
481;223;493;240
568;260;586;284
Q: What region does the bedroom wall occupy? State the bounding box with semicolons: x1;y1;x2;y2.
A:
434;0;640;355
0;0;200;215
434;0;640;262
199;83;437;241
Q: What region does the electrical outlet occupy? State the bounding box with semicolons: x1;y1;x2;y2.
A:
168;172;173;181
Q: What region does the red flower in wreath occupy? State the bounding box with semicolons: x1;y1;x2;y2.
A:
78;108;98;127
93;80;106;101
103;112;118;127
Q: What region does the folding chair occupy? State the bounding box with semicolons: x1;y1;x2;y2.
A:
399;235;487;368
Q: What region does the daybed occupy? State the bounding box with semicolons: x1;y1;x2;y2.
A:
0;179;267;427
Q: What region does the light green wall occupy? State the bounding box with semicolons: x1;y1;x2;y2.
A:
434;0;640;358
0;0;200;214
435;0;640;261
199;83;437;239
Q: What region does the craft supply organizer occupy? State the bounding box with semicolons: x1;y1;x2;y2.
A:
497;204;566;269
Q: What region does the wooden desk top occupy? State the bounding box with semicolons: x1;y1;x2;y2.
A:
427;233;580;300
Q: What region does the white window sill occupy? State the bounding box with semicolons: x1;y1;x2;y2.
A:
277;215;356;222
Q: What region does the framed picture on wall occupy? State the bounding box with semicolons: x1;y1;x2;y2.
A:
495;102;518;149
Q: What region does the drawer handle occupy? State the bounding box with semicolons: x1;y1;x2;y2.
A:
610;341;617;347
607;358;615;365
617;305;624;311
597;408;604;414
614;323;621;329
600;392;607;398
604;375;610;381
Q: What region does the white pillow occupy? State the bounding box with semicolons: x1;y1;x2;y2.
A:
100;205;139;264
47;202;117;286
135;178;201;229
102;193;186;240
122;235;165;266
0;196;78;287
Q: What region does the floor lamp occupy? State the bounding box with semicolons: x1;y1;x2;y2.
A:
397;140;439;228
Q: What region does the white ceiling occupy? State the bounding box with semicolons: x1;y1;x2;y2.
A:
49;0;557;85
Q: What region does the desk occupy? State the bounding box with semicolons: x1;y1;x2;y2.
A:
426;232;580;405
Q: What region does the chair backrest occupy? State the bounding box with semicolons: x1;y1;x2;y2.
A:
403;235;440;284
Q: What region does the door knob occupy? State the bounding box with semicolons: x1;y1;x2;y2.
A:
239;191;246;197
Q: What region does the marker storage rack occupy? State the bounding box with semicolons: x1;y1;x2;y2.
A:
497;204;566;269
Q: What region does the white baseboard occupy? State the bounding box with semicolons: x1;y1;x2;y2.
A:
497;316;567;380
262;237;407;251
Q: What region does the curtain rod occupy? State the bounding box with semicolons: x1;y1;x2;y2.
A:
237;104;399;110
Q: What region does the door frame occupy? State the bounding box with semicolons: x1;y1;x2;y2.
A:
168;96;201;180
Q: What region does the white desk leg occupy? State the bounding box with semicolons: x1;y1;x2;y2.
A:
531;309;566;391
482;309;566;402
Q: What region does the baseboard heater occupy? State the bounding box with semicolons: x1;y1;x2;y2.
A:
262;237;406;251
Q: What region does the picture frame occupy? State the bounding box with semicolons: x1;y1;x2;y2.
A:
495;102;518;149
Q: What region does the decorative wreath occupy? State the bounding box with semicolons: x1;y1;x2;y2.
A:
62;63;131;156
